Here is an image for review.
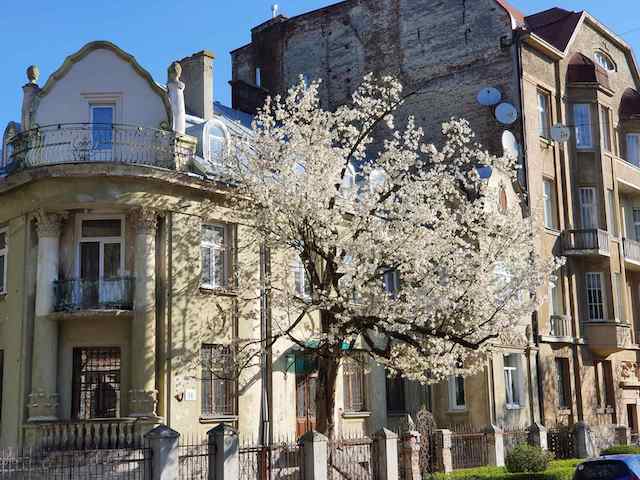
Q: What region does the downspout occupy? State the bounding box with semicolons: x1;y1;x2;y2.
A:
259;245;272;446
165;213;174;427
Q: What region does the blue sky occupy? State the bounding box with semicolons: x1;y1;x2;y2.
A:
0;0;638;128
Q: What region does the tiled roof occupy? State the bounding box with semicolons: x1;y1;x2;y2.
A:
621;88;640;119
495;0;525;27
524;7;583;52
567;52;611;89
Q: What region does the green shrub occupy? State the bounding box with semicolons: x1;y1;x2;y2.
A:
505;444;554;473
600;444;640;455
433;460;580;479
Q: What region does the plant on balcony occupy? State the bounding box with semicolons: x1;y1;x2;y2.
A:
226;75;557;440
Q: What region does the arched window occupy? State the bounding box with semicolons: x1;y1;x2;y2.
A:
594;51;616;72
203;120;229;168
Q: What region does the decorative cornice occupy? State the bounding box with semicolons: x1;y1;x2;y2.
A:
35;210;66;238
129;208;158;234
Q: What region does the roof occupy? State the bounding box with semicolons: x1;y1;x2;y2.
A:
524;7;583;52
495;0;525;28
621;88;640;119
567;52;611;88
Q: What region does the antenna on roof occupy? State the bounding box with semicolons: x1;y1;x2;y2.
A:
271;4;279;18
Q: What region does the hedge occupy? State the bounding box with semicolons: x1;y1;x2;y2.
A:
432;459;581;480
600;445;640;455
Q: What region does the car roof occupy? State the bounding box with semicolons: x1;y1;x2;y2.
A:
584;454;640;463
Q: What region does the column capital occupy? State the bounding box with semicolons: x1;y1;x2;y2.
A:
35;210;66;238
129;208;158;234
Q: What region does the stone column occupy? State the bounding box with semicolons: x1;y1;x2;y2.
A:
484;424;505;467
208;424;239;480
374;428;399;480
434;429;453;474
28;211;64;421
145;425;180;480
574;422;595;458
129;208;159;418
401;430;422;480
300;431;328;480
528;422;548;450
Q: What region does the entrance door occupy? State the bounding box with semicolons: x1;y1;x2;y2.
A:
295;355;317;437
91;105;114;161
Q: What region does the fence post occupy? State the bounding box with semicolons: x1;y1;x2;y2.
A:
144;424;180;480
483;424;505;467
434;429;453;474
401;430;421;480
374;428;399;480
208;424;239;480
300;430;328;480
528;422;548;450
615;425;631;446
574;422;595;458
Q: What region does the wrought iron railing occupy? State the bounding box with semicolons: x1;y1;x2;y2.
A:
624;238;640;263
562;228;609;253
54;277;134;311
7;123;195;170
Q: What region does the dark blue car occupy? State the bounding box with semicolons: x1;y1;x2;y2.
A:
574;455;640;479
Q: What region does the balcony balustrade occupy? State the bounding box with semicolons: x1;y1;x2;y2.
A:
6;123;195;171
561;229;609;256
624;238;640;267
583;320;632;356
549;314;572;338
26;419;146;450
53;277;134;312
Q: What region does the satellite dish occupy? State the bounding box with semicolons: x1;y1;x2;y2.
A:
495;102;518;125
477;87;502;106
501;130;520;159
551;124;571;143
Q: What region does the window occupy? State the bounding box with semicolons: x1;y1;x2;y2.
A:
595;51;616;72
600;106;612;152
578;187;598;229
448;375;466;411
72;347;121;419
555;357;571;409
0;228;7;294
585;272;605;321
292;255;311;298
504;354;522;409
613;272;625;322
201;344;236;417
537;90;552;139
343;355;366;413
201;224;228;289
0;350;3;422
573;104;593;149
549;270;564;316
383;269;400;297
204;122;228;167
543;179;558;230
633;208;640;241
627;134;640;167
255;68;262;88
595;360;615;410
386;372;406;414
607;189;618;237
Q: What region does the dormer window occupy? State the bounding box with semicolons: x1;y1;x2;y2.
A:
594;51;616;72
203;120;229;168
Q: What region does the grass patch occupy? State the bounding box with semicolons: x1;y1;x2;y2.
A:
432;459;581;480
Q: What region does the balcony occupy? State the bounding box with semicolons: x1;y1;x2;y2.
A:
561;229;609;256
6;123;195;171
54;277;134;312
550;314;572;337
583;321;632;356
624;238;640;270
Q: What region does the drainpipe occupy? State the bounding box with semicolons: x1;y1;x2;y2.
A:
259;245;272;446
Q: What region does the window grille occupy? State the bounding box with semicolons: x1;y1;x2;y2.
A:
343;355;366;413
201;344;236;416
72;347;121;419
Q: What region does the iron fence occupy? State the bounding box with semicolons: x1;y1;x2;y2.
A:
328;437;376;480
0;446;151;479
548;426;576;459
178;435;209;480
450;427;487;470
502;427;530;455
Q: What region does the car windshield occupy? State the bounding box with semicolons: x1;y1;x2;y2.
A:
574;460;631;480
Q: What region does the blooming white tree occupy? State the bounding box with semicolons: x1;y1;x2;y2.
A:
227;75;554;439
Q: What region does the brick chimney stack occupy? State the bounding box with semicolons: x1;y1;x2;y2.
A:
179;51;215;120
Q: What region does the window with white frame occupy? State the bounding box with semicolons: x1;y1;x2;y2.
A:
585;272;605;321
549;270;564;317
600;106;612;153
537;90;552;139
78;217;124;281
201;224;228;289
383;269;400;297
578;187;598;229
607;189;618;237
573;104;593;149
0;228;6;294
633;208;640;241
595;51;616;72
503;354;522;409
292;255;311;298
543;178;558;230
448;375;466;411
612;272;625;322
627;134;640;167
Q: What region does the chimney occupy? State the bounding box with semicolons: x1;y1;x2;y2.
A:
179;51;215;120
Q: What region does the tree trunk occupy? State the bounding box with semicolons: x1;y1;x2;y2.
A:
315;354;340;441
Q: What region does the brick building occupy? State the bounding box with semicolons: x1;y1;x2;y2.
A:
230;0;640;442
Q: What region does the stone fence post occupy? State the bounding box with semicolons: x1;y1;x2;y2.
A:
433;429;453;474
529;422;548;450
300;431;328;480
401;430;421;480
208;424;239;480
144;425;180;480
374;428;399;480
615;425;631;446
483;424;505;467
574;422;595;458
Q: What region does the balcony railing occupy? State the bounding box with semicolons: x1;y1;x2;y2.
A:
561;229;609;255
26;419;145;450
549;314;571;337
624;238;640;264
54;277;134;312
6;123;195;171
